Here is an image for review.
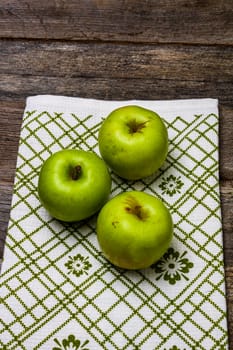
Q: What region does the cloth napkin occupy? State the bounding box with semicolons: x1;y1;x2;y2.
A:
0;95;229;350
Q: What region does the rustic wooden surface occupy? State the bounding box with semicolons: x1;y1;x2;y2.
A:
0;0;232;347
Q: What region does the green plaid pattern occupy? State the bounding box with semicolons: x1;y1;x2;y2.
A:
0;96;228;349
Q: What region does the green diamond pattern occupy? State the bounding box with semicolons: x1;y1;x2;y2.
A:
0;98;228;349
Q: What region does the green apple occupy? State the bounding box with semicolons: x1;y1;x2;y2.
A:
97;191;173;270
98;105;168;180
38;149;111;222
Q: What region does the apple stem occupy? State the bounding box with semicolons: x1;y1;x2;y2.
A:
71;165;82;180
127;119;147;134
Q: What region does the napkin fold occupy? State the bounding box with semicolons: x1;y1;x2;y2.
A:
0;95;228;349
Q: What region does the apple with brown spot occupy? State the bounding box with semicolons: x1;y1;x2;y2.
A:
96;191;173;270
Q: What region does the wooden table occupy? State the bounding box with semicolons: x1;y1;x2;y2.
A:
0;1;232;347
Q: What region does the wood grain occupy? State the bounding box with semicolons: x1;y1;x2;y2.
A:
0;40;232;81
0;100;22;259
0;0;233;44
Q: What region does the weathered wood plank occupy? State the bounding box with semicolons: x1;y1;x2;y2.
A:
219;106;233;181
0;40;232;82
1;74;233;105
0;41;233;114
225;267;233;347
0;0;233;44
0;100;23;260
221;181;233;266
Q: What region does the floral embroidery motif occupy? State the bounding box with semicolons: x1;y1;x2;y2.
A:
52;334;89;350
152;248;194;285
159;174;184;197
65;254;92;277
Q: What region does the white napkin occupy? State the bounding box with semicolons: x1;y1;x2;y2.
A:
0;95;229;349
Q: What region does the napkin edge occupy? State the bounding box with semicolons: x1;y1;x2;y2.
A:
25;94;218;114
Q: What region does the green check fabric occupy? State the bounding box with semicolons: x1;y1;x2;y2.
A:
0;96;228;349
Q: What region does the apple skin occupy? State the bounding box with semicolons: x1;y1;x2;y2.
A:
98;105;168;180
38;149;112;222
96;191;173;270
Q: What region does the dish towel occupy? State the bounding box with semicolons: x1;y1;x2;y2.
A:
0;95;229;350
